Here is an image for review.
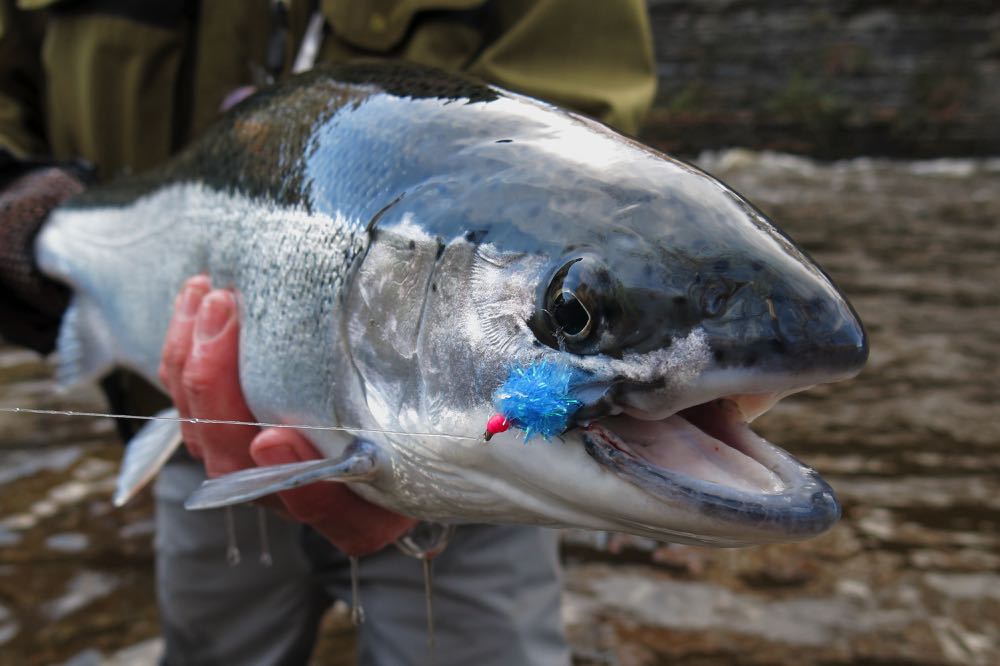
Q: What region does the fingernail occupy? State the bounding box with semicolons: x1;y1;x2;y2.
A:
179;284;203;317
195;293;233;342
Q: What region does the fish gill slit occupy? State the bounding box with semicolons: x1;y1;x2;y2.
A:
365;191;406;234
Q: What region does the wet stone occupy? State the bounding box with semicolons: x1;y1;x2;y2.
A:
0;524;21;547
0;601;18;645
43;571;120;621
46;532;90;553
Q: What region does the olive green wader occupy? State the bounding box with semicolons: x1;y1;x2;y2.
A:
0;1;655;663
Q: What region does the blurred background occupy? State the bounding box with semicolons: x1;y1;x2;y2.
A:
1;1;998;664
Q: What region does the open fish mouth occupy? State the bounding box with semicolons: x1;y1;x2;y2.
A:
580;394;840;541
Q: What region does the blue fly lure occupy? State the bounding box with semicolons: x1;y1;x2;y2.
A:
489;360;584;441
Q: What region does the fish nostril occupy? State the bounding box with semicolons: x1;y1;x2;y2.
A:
703;290;726;317
700;279;727;317
699;278;747;318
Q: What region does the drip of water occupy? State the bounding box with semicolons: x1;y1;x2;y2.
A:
423;558;435;649
395;522;454;560
394;522;454;651
349;555;364;625
256;507;273;567
224;507;241;566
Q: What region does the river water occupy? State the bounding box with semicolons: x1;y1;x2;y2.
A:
1;151;997;665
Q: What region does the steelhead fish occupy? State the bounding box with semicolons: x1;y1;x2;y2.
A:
35;63;867;547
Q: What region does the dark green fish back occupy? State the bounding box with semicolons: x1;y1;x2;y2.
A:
64;63;499;211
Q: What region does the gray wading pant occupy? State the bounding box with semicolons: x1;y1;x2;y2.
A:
154;456;571;665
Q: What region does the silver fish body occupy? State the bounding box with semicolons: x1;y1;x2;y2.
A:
37;64;867;546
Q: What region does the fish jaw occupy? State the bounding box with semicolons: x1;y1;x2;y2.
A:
459;385;839;547
578;395;840;544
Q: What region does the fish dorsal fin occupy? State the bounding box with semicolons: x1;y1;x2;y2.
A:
113;407;184;507
54;296;115;388
184;440;378;510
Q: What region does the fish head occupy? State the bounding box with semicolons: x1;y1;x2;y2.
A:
344;100;867;546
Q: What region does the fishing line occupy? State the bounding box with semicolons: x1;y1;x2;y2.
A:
423;558;436;650
224;506;241;566
0;406;482;441
349;555;365;626
256;506;273;567
2;361;588;443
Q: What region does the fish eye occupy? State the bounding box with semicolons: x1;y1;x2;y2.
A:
549;289;592;339
536;256;607;351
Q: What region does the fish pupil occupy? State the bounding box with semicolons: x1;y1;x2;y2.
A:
552;291;591;337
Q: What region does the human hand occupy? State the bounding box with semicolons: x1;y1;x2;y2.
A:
159;275;418;555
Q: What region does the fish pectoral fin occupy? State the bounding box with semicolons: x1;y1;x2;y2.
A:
183;442;378;510
113;408;184;507
54;296;116;388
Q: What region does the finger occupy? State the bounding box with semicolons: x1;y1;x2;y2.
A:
250;429;417;555
159;275;211;457
249;428;335;524
312;502;418;556
181;290;258;476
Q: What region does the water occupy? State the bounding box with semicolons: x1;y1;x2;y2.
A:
1;151;997;664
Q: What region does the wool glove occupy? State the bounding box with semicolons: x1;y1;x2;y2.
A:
0;167;85;353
